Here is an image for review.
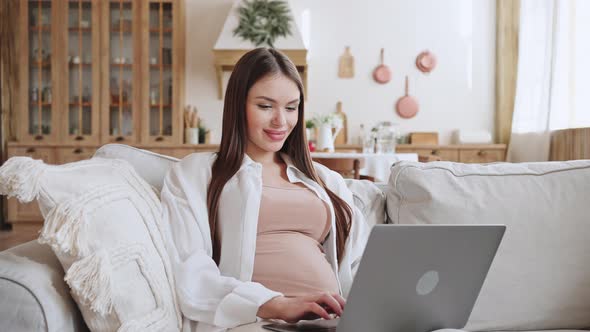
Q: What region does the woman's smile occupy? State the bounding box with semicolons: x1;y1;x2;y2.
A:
264;129;288;141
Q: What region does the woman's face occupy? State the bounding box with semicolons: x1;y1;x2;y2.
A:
245;73;300;157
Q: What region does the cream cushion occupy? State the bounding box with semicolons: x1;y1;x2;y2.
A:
345;179;387;226
0;156;182;332
387;160;590;331
0;241;85;331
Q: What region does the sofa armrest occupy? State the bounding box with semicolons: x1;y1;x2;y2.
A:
0;240;86;332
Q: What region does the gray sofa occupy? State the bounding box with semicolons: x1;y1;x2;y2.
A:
1;144;589;332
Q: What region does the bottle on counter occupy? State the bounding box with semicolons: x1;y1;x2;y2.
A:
358;124;366;145
31;87;39;102
42;87;52;103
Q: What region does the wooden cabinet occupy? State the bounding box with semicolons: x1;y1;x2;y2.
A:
338;144;507;163
140;0;185;145
6;146;57;224
18;0;60;143
394;145;506;163
459;148;506;163
100;0;141;144
8;146;57;163
56;146;97;163
8;0;185;225
7;199;43;224
16;0;185;147
65;0;101;145
404;148;460;162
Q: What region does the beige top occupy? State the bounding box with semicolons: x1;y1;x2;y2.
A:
252;184;340;297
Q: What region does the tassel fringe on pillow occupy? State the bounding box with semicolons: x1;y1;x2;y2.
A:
0;157;45;202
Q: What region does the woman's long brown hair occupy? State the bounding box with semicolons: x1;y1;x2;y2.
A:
207;48;352;266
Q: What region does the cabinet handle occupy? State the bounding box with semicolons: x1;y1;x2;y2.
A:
155;136;164;142
26;147;36;153
73;148;83;154
75;135;84;141
115;136;124;142
432;149;440;155
34;135;43;141
477;150;487;156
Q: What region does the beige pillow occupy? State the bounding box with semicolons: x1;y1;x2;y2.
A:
387;160;590;331
344;179;386;227
0;156;181;332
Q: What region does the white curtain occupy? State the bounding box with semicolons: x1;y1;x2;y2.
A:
508;0;590;162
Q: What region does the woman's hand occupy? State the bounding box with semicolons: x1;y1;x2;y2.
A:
257;293;346;323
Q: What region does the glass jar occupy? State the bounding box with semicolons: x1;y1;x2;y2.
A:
375;121;399;154
42;87;52;103
31;87;39;102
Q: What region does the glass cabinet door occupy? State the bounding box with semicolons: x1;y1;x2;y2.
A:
102;0;139;143
142;0;181;144
66;0;99;144
23;0;56;142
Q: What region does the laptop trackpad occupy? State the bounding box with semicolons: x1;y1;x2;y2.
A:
262;318;340;331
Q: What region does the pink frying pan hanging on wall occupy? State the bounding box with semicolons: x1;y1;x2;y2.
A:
373;48;391;84
396;76;419;119
416;50;437;73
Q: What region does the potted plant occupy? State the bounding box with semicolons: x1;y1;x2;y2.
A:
305;119;315;142
198;122;210;144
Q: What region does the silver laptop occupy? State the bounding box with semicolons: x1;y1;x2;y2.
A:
263;224;506;332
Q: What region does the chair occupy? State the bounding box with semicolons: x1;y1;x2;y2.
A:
313;157;367;180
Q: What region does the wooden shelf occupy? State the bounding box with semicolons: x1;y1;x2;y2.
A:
69;102;92;107
149;104;172;108
31;61;51;68
68;27;91;32
29;26;51;32
110;63;133;67
29;102;52;107
110;103;132;108
110;28;132;33
149;28;172;33
150;64;172;69
69;63;92;67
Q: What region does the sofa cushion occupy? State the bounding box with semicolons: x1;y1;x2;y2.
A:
387;160;590;331
345;179;386;226
0;157;182;332
94;144;176;192
0;241;85;332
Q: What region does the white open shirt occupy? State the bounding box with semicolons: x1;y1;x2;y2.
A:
161;152;370;332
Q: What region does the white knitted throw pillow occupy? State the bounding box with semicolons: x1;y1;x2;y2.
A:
0;157;181;332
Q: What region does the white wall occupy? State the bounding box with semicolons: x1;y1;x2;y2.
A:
185;0;496;144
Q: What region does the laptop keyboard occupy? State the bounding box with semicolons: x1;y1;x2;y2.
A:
262;318;339;332
262;323;336;332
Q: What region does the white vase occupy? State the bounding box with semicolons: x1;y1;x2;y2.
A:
317;124;336;152
185;127;199;144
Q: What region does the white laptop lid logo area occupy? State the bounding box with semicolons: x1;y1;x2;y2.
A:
416;270;439;295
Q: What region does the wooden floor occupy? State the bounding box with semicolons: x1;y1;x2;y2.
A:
0;223;41;251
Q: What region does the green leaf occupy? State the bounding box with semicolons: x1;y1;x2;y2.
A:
233;0;292;47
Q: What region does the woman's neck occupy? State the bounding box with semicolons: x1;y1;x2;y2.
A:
245;145;282;166
245;146;293;185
